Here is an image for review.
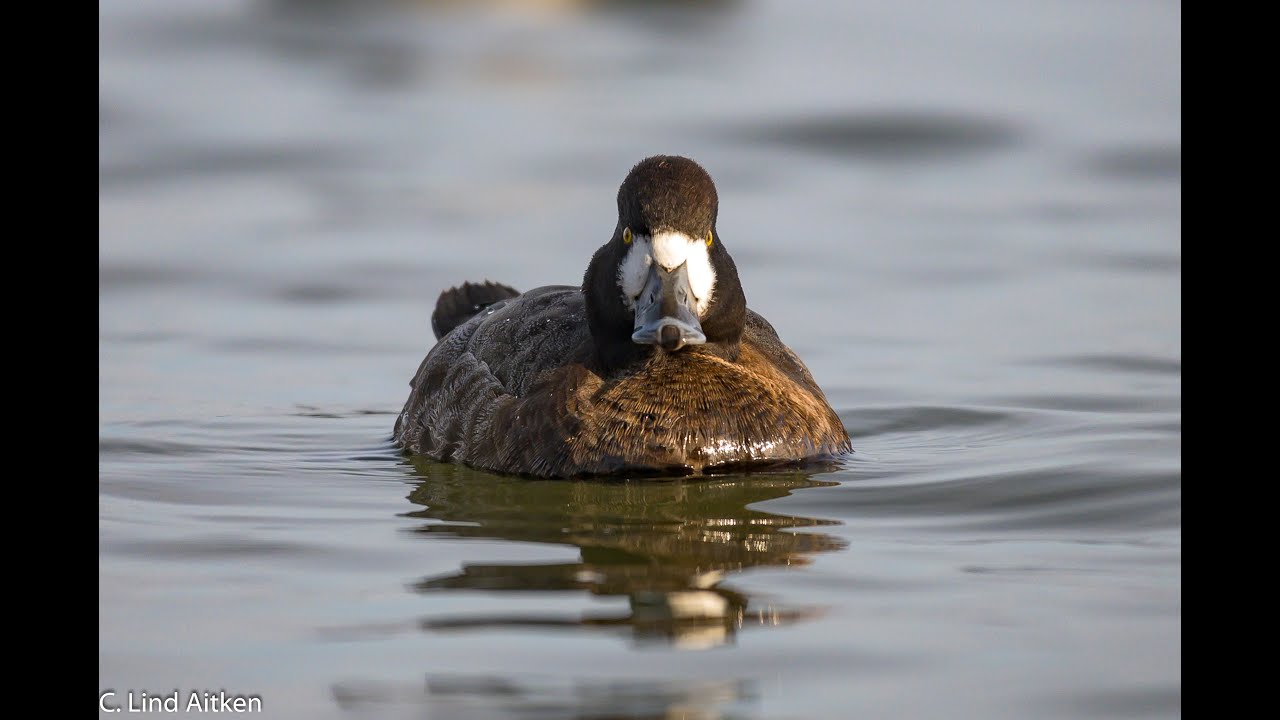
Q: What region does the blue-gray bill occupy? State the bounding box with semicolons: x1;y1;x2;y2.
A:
631;261;707;352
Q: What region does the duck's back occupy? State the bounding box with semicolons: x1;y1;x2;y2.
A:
394;285;850;477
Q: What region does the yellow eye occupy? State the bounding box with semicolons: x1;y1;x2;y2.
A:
623;227;632;244
706;231;713;247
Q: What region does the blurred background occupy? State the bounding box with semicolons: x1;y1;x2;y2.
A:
100;1;1179;718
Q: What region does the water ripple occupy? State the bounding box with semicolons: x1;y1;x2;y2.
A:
99;143;356;189
1087;145;1181;182
1025;354;1181;376
726;111;1023;161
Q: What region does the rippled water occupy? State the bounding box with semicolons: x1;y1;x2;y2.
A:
100;1;1180;718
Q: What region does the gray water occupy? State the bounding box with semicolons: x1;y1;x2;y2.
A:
99;1;1181;717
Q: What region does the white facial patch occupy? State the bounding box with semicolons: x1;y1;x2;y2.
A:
616;231;717;316
617;235;652;309
652;232;696;270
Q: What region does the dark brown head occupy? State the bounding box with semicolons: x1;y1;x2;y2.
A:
583;156;747;370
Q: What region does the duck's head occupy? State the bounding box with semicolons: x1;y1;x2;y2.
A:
584;155;747;368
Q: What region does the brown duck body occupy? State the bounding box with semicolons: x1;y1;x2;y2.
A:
394;284;850;478
395;155;851;477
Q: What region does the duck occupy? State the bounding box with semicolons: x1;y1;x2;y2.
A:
394;155;851;478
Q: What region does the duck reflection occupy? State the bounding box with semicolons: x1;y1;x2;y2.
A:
403;458;846;649
334;675;757;720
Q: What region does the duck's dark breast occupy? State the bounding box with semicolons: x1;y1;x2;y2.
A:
559;342;850;476
395;288;850;478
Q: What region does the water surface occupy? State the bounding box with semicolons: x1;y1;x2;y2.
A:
100;1;1180;717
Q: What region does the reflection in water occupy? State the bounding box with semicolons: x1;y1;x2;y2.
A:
334;675;755;720
403;458;846;650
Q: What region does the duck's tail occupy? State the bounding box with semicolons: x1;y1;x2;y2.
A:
431;280;521;340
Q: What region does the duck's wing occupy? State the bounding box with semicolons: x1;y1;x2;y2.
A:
742;310;825;394
396;285;595;475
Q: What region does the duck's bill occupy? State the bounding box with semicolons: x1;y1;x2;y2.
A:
631;262;707;352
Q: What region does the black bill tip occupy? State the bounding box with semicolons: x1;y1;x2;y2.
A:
659;324;684;352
